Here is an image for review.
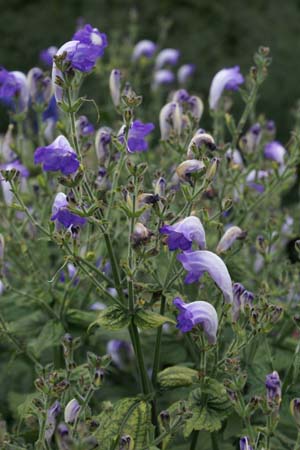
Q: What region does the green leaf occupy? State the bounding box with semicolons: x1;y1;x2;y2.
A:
28;320;64;357
134;309;175;330
88;305;129;331
157;366;199;388
95;397;151;450
67;309;97;327
183;378;232;437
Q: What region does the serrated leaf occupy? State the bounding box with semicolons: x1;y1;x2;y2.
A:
88;305;129;331
95;397;151;450
157;366;199;388
183;378;232;437
134;310;175;330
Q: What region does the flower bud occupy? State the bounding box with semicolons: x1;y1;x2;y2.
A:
27;67;52;105
265;371;281;407
45;401;61;444
187;131;216;159
0;234;4;262
131;222;153;247
206;157;220;182
95;127;111;164
189;95;204;122
64;399;80;424
159;102;177;140
176;159;205;184
109;69;121;107
119;435;131;450
154;177;166;197
290;398;300;427
216;226;246;254
159;410;170;431
93;368;105;388
107;340;134;370
1;124;16;162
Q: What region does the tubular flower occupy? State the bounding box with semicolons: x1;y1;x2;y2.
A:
45;401;61;444
64;399;80;424
119;120;155;153
155;48;180;70
160;216;206;251
152;69;175;89
159;102;178;140
40;46;58;66
177;64;196;85
27;67;52;105
177;250;233;303
0;160;29;205
187;130;216;159
173;297;218;343
106;340;134;370
209;66;244;110
176;159;205;184
34;135;79;175
216;226;247;254
246;169;269;193
0;68;29;112
51;192;86;228
264;140;286;165
132;40;156;61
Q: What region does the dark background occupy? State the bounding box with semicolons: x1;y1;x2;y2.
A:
0;0;300;139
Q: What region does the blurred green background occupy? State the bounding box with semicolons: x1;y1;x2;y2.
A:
1;0;300;138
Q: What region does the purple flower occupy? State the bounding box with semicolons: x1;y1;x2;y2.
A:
176;160;205;183
173;297;218;343
264;141;286;165
64;398;80;424
121;120;155;153
172;89;191;103
45;401;61;444
246;169;269;193
0;68;29;112
107;339;134;370
1;124;16;162
177;64;196;84
177;250;233;303
209;66;244;110
240;437;253;450
95;126;111;164
109;69;121;107
187;130;216;159
266;120;276;134
75;115;94;137
232;282;254;321
226;148;244;168
132;40;157;61
160;216;206;251
40;46;58;66
266;371;281;403
34;135;79;175
153;70;175;89
59;263;79;285
188;96;204;122
27;67;52;105
155;48;180;70
73;24;108;57
51;192;86;228
159;102;178;140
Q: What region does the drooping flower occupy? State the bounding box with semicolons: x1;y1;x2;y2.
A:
177;250;233;303
172;89;190;104
45;401;61;444
177;64;196;85
160;216;206;251
216;226;247;254
132;40;156;61
155;48;180;70
239;437;253;450
209;66;244;110
265;371;281;404
173;297;218;343
64;399;80;424
176;159;205;184
34;135;79;175
51;192;86;228
232;282;254;321
188;96;204;122
109;69;121;107
40;46;58;66
0;68;29;112
264;141;286;165
187;130;216;159
106;340;134;370
152;69;175;89
119;120;155;153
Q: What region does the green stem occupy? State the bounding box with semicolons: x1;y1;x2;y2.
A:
129;321;151;396
232;83;258;149
73;385;95;433
151;294;166;387
190;430;200;450
294;430;300;450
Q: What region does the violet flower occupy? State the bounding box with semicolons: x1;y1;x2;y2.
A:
232;282;254;321
155;48;180;70
266;371;281;403
160;216;206;251
51;192;86;228
226;148;244;168
107;339;134;370
152;70;175;89
34;135;79;175
0;68;29;112
209;66;244;110
120;120;155;153
1;124;16;162
64;398;80;424
173;297;218;343
246;169;269;193
27;67;52;105
188;96;204;122
172;89;190;104
264;140;286;165
75;115;94;137
239;437;253;450
177;250;233;303
177;64;196;85
109;69;121;107
40;46;58;66
132;40;156;61
45;400;61;444
187;130;216;159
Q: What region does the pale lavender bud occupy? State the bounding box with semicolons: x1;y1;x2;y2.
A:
188;96;204;122
75;115;94;137
0;281;4;296
171;89;190;103
109;69;121;107
132;40;156;61
266;371;281;405
44;118;56;143
159;102;177;140
177;250;233;303
290;398;300;427
52;41;79;102
209;66;244;110
225;148;244;168
45;401;61;444
27;67;52;105
173;102;183;136
10;71;29;112
177;64;195;85
216;226;246;254
187;130;216;159
173;297;218;344
64;399;80;424
246;170;269;193
1;124;16;162
266;120;276;134
232;282;254;321
154;177;166;197
264;141;286;165
176;159;205;183
152;69;175;89
89;301;106;311
132;222;152;247
95;127;111;164
0;234;4;261
155;48;180;70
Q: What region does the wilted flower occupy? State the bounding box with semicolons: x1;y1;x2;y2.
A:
177;64;195;85
264;140;286;165
40;46;58;66
45;401;61;444
266;371;281;405
109;69;121;107
232;282;254;320
173;297;218;343
155;48;180;70
152;69;175;89
95;126;111;164
187;130;216;159
27;67;52;105
177;250;233;303
132;40;156;61
176;159;205;184
107;339;134;370
64;398;80;424
34;135;79;175
51;192;86;229
216;226;247;254
160;216;206;251
209;66;244;110
119;120;155;153
0;68;29;112
239;437;253;450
